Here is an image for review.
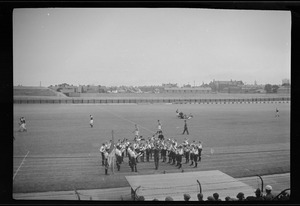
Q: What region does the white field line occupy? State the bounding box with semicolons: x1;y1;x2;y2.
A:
13;150;29;181
100;108;156;134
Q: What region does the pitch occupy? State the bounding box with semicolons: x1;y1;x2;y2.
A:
13;102;290;193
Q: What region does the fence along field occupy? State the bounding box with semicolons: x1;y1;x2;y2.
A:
13;102;290;194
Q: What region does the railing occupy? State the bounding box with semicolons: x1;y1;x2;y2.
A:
13;97;290;104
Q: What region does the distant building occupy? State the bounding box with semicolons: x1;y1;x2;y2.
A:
78;85;107;93
162;83;178;88
277;85;291;94
241;84;264;93
164;87;211;94
210;80;244;92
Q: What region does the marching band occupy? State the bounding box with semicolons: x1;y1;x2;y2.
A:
99;133;203;175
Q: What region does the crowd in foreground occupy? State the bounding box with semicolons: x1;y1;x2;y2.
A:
135;185;290;201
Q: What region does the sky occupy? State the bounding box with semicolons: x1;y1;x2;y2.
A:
13;8;291;87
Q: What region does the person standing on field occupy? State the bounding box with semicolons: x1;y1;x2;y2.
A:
156;120;162;134
90;115;94;128
133;124;139;140
104;149;109;175
182;120;189;135
99;143;106;166
198;141;203;161
275;108;279;117
153;143;160;170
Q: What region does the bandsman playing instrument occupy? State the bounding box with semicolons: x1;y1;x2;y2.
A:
192;144;199;168
184;144;190;164
153;143;160;170
115;145;124;171
104;148;109;175
177;145;184;169
197;141;203;162
99;143;106;166
190;143;195;166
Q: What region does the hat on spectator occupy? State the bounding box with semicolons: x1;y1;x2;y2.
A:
207;196;215;201
236;192;244;199
165;196;173;201
183;194;191;201
265;185;272;191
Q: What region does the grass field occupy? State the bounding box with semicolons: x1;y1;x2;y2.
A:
13;102;290;193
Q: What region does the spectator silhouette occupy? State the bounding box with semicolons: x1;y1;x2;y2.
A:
206;196;215;201
197;193;204;201
264;185;275;201
246;188;264;201
237;192;245;201
165;196;174;201
213;193;222;201
183;194;191;201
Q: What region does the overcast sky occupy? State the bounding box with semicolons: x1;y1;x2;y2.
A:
13;8;291;87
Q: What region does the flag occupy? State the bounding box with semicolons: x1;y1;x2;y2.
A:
107;130;115;173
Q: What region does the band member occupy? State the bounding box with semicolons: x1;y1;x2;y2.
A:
168;144;173;164
184;144;190;163
99;143;106;166
150;140;154;159
135;141;140;163
193;145;199;168
198;141;203;161
115;145;123;171
171;144;176;165
158;131;164;141
140;143;146;162
190;144;194;166
177;145;184;169
146;141;151;162
104;149;109;175
153;144;160;170
128;146;137;172
127;146;133;170
125;139;130;157
161;142;167;162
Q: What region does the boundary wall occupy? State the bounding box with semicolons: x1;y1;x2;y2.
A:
14;97;290;104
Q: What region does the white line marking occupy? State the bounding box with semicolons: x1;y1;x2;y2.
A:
13;151;29;181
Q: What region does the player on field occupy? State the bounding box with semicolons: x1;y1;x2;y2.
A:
275;108;279;117
18;117;27;132
90;115;94;128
